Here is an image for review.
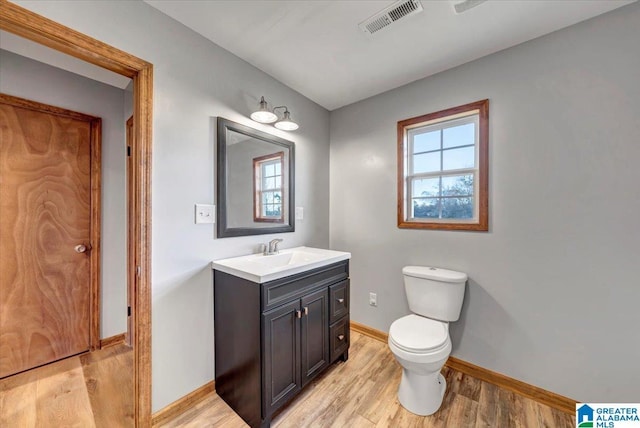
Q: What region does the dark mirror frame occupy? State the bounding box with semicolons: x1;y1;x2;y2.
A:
216;117;295;238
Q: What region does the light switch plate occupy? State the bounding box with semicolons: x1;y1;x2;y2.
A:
295;207;304;220
369;292;377;307
195;204;215;224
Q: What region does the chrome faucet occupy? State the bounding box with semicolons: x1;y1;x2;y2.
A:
264;238;283;255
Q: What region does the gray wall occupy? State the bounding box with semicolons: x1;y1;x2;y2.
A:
14;0;331;411
0;49;128;340
330;3;640;402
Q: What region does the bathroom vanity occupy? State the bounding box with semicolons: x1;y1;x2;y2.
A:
212;247;351;428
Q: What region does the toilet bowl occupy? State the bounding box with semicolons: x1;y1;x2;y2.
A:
389;314;452;415
388;266;467;416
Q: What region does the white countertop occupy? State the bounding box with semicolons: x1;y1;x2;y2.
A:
212;246;351;283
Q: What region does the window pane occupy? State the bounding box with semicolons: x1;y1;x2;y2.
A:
412;178;440;197
274;162;281;175
264;204;281;217
443;146;474;171
262;175;282;190
442;175;473;197
412;152;440;174
273;191;282;202
262;192;273;204
412;198;439;218
413;130;440;153
443;123;474;148
264;163;275;176
441;197;474;219
263;177;276;189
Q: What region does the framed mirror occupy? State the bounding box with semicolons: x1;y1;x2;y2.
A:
217;117;295;238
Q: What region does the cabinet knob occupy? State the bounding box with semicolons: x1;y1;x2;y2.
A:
337;298;344;304
74;244;88;253
337;334;345;341
303;306;309;316
296;310;302;319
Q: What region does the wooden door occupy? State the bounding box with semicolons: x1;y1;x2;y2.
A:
0;94;101;378
262;300;301;417
300;287;329;387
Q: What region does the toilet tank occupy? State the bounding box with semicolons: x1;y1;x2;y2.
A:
403;266;467;322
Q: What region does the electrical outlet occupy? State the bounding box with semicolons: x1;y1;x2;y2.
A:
195;204;215;224
295;206;304;220
369;292;377;307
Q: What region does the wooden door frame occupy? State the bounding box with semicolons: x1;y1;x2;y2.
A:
126;115;135;349
0;1;153;425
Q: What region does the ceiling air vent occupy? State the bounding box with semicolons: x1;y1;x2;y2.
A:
358;0;424;35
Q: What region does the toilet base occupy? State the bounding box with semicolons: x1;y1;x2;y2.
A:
397;370;447;416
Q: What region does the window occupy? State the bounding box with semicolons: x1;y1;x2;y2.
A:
397;100;489;231
253;152;284;223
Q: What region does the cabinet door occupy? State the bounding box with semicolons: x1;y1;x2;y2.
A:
262;300;301;417
300;288;329;387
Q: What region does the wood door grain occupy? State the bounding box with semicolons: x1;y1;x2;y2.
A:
0;94;100;378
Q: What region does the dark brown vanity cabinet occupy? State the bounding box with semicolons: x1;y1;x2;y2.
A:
214;260;350;428
263;287;328;416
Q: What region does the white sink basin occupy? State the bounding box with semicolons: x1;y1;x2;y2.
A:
212;246;351;283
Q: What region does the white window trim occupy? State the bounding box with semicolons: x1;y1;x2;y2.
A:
405;113;479;223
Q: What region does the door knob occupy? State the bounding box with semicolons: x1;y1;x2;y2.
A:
75;244;88;253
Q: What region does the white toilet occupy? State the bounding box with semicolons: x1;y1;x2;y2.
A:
388;266;467;416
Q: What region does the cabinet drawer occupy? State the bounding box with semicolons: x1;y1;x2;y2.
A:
329;280;349;324
262;261;349;311
329;316;349;362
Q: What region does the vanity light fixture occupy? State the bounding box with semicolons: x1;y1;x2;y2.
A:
250;96;278;123
274;109;299;131
250;95;299;131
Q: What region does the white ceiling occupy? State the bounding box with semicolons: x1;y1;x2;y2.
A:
145;0;633;110
0;30;131;90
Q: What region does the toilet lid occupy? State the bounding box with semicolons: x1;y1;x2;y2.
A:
389;315;448;353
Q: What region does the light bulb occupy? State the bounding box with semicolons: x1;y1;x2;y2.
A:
251;110;278;123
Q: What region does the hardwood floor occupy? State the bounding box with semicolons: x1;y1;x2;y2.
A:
0;343;133;427
157;331;575;427
0;332;575;427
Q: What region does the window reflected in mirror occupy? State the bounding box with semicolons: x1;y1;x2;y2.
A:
253;152;284;223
